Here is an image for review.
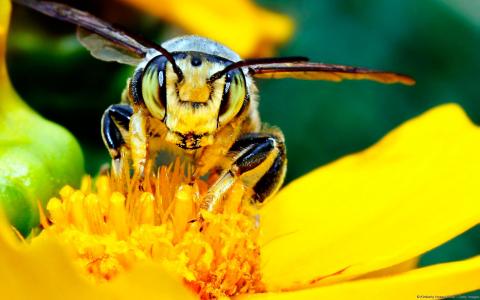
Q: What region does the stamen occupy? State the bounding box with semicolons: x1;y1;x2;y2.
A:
109;192;128;239
138;192;155;225
173;184;195;241
42;161;265;298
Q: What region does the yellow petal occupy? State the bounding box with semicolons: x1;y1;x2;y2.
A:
358;257;419;279
118;0;294;57
0;214;196;300
0;217;106;299
236;256;480;300
1;0;10;80
259;104;480;290
106;263;197;300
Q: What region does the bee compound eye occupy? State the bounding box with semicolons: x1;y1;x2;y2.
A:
141;56;168;120
218;70;247;126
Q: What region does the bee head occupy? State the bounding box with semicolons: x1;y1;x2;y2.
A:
140;52;248;150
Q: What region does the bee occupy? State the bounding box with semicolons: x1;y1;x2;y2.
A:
15;0;414;211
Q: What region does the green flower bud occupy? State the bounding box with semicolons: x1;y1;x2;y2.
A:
0;0;84;236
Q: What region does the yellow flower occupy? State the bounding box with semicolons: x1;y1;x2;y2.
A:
2;1;480;300
117;0;294;57
2;103;480;299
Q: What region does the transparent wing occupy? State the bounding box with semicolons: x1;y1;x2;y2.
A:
14;0;152;63
77;28;144;66
250;62;415;85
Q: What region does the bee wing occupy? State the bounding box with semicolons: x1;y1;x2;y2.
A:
14;0;153;65
249;61;415;85
77;28;145;66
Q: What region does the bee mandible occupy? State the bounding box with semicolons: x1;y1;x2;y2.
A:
14;0;415;211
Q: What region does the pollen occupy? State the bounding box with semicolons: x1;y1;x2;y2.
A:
41;160;265;299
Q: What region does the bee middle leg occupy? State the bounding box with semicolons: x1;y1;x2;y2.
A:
101;104;133;176
202;131;286;211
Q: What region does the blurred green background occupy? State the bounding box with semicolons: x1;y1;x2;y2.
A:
6;0;479;286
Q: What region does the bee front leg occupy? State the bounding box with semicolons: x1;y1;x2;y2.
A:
101;104;133;177
202;131;286;212
129;109;150;177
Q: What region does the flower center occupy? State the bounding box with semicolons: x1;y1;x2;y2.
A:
42;161;265;299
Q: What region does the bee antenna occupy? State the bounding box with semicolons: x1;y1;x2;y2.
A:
144;43;184;81
209;56;309;82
